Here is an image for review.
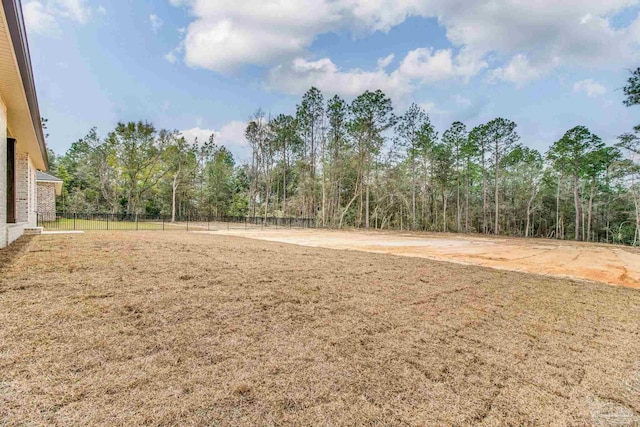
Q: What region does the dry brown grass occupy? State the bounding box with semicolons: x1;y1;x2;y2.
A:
0;231;639;426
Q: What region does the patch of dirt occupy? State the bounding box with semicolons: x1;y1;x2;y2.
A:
207;228;640;288
0;231;639;426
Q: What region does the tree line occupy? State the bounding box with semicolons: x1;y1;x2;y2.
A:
48;70;640;244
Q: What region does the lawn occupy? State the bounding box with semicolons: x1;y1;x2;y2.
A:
0;232;639;425
39;218;203;231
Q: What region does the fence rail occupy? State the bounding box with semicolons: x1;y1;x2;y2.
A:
37;212;316;231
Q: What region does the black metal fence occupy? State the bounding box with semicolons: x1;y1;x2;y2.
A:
37;212;316;231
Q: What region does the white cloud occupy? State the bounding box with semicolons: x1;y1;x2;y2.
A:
453;94;471;107
176;0;422;72
24;0;92;35
170;0;640;89
397;48;486;83
490;54;549;86
150;14;164;33
218;121;250;155
180;127;215;146
267;57;411;103
97;5;106;15
437;0;640;69
377;54;395;69
573;79;607;97
182;7;337;73
164;42;184;65
24;1;59;35
267;47;486;102
54;0;91;23
419;102;446;115
180;121;250;160
164;51;178;64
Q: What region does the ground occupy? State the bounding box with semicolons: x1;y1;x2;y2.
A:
205;227;640;289
1;231;639;426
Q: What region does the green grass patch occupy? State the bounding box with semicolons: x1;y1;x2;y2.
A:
40;218;174;231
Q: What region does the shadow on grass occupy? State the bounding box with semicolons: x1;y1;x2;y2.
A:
0;235;34;272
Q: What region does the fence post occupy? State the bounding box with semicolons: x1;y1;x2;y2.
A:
163;216;165;231
187;215;189;232
73;212;76;230
136;214;139;231
106;214;109;231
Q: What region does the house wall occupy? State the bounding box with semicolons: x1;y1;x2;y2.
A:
37;182;56;221
0;96;6;248
7;222;25;245
15;150;36;227
28;157;36;225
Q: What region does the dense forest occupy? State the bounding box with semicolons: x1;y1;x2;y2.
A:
47;70;640;244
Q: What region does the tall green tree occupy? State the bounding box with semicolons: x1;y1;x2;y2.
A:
164;135;195;222
397;104;434;230
326;95;349;225
205;146;235;217
270;114;299;217
547;126;602;241
442;121;467;232
460;130;479;232
108;122;169;215
349;90;396;229
296;87;325;218
469;124;490;233
431;142;453;232
485;118;519;235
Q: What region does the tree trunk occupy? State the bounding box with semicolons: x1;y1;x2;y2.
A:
282;144;287;217
322;167;326;226
465;158;470;232
442;191;448;232
587;176;595;242
456;161;461;232
411;158;417;230
321;137;326;227
171;172;178;223
482;149;487;234
264;175;270;223
573;173;581;241
365;180;370;230
251;151;257;217
494;147;499;235
339;179;361;229
525;203;531;238
556;173;561;240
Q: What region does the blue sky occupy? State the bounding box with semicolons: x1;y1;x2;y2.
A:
23;0;640;163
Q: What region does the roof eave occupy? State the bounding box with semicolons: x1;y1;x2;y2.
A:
2;0;48;170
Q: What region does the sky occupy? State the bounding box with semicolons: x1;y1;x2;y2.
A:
22;0;640;164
